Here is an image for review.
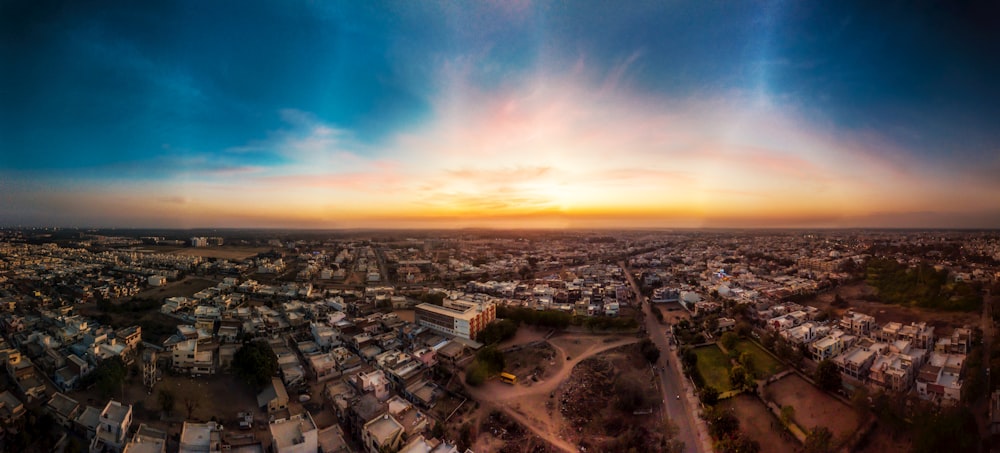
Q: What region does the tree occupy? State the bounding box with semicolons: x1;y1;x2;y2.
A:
86;356;127;398
184;397;199;419
729;364;754;392
803;426;833;453
720;332;739;350
716;434;761;453
780;405;796;427
700;386;720;406
815;359;841;392
738;351;757;378
232;341;278;388
704;406;740;439
639;339;661;363
850;387;870;417
158;389;175;414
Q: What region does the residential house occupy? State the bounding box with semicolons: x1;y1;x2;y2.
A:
0;390;25;426
179;421;223;453
122;424;167;453
91;400;133;453
362;414;404;453
257;377;289;414
270;412;319;453
46;392;81;428
916;352;965;405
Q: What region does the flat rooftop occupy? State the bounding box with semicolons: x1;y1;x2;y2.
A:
270;413;317;449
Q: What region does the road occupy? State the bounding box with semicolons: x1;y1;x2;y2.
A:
621;262;705;453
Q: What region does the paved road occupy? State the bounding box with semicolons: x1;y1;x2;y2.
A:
621;263;704;453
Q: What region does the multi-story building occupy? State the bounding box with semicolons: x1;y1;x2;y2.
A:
91;400;133;453
270;412;319;453
839;311;876;337
414;299;496;340
179;421;223;453
916;352;965;405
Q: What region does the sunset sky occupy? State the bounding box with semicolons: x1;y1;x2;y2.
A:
2;1;999;229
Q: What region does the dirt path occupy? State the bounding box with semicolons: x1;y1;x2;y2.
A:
464;335;640;452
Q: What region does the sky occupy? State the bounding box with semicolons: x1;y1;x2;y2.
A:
2;0;999;229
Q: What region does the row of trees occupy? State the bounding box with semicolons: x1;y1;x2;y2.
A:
465;346;506;386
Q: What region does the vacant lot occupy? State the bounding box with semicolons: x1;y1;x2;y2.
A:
504;342;557;383
732;340;784;379
766;374;860;442
720;395;800;452
168;247;270;260
135;277;219;301
694;345;733;392
806;283;979;332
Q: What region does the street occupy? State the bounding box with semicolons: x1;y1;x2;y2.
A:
622;263;705;453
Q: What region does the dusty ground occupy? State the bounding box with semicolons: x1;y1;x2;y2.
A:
720;395;800;453
458;333;642;452
652;302;691;325
503;343;557;383
805;282;979;333
476;410;557;453
167;247;271;260
766;374;860;443
134;276;220;301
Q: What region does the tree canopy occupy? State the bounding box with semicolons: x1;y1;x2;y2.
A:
232;341;278;388
815;359;841;393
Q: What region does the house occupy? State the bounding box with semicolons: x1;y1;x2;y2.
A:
916;352;965;405
46;392;81;428
55;353;91;391
270;412;319;453
123;424;167;453
317;424;351;453
810;334;846;362
179;421;223;453
91;400;133;453
362;414;404;453
75;405;102;441
0;390;26;426
398;435;461;453
869;352;919;393
833;339;886;380
170;339;215;375
839;311;876;337
257;377;289;414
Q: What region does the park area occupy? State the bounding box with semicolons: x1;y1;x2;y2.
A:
765;374;861;444
719;395;800;453
731;339;784;379
166;246;271;260
694;344;733;392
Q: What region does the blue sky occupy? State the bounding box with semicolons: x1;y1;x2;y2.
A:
2;1;999;228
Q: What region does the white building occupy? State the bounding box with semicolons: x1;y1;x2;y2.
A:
90;400;132;453
270;412;318;453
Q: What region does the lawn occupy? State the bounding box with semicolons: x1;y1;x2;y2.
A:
694;345;733;392
732;340;785;379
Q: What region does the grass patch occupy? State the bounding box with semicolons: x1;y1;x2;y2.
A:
694;345;733;392
732;340;784;379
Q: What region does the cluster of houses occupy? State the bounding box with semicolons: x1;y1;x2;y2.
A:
762;307;970;405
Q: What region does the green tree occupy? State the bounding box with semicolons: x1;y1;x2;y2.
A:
158;389;175;414
803;426;833;453
720;332;739;350
232;341;278;388
86;356;127;398
738;351;757;378
703;406;740;439
716;434;761;453
815;359;841;392
729;364;754;392
780;405;796;427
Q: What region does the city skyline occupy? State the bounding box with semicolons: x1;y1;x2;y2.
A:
3;1;1000;229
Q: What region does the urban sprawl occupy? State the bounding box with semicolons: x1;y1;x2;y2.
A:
0;229;996;453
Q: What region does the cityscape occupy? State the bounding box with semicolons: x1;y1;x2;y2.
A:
2;2;1000;453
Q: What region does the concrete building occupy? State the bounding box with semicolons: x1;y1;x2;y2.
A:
414;299;495;340
179;421;223;453
270;412;319;453
91;400;133;453
362;414;404;453
123;424;168;453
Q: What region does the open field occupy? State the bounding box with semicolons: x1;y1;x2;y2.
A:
732;339;784;379
135;277;218;301
766;374;860;442
720;395;800;452
805;282;979;333
694;344;733;392
166;246;271;260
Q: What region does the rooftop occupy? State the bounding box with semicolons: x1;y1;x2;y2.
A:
269;412;317;450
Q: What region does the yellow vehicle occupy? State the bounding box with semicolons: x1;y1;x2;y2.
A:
499;372;517;385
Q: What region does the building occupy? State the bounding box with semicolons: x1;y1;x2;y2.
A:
123;424;168;453
270;412;319;453
170;339;215;375
91;400;133;453
916;352;965;405
257;377;289;414
148;275;167;287
414;299;496;340
362;414;404;453
179;421;223;453
839;311;876;337
0;390;25;426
